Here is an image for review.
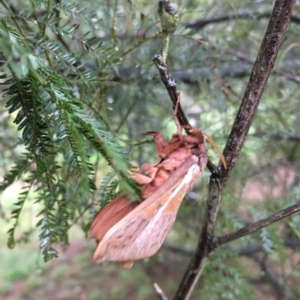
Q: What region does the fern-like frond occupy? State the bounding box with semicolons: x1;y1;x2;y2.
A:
7;184;32;249
0;0;140;262
0;153;30;191
98;171;119;207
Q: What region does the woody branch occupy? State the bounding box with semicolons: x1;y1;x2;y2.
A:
154;283;168;300
212;201;300;248
173;0;296;299
186;12;300;31
153;1;218;174
152;1;188;127
221;0;296;177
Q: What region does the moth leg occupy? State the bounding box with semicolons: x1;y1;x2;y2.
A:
143;131;168;158
131;164;158;184
121;261;134;269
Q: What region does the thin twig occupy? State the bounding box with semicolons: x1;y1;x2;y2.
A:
113;62;300;87
152;54;219;180
185;11;300;31
164;236;300;258
154;283;169;300
163;243;193;257
152;54;189;127
165;240;298;299
174;0;296;299
212;201;300;248
174;178;223;300
0;0;26;37
221;0;296;177
54;0;71;52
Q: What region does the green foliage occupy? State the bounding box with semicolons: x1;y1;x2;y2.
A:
0;21;39;79
0;0;136;261
98;171;119;208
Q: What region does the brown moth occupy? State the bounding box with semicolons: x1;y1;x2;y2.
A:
89;127;208;268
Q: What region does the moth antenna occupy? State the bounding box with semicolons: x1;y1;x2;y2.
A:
202;131;227;170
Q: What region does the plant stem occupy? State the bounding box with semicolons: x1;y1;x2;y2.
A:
174;0;296;298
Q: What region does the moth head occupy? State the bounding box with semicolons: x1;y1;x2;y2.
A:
183;125;227;170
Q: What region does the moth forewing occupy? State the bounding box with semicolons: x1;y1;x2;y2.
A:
89;195;138;241
93;154;207;264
